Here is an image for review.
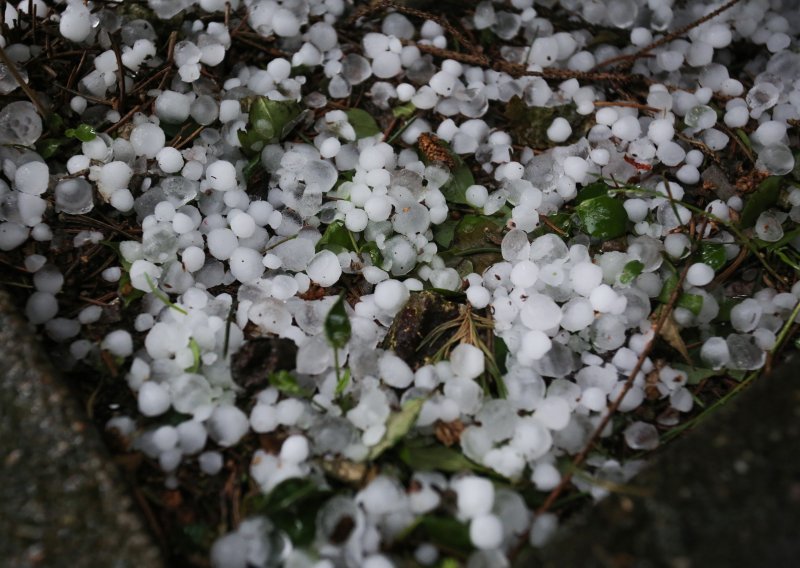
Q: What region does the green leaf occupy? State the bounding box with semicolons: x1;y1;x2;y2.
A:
37;138;64;159
575;194;628;239
186;338;201;373
393;101;416;118
361;241;384;266
657;274;704;315
619;260;644;285
411;516;472;554
325;295;351;350
440;160;474;205
244;478;332;547
740;176;782;228
367;398;425;460
345;108;381;139
238;98;302;155
494;336;509;375
65;123;96;142
433;218;459;248
399;443;489;474
117;271;144;308
699;243;727;271
575;181;612;204
335;368;351;396
269;370;313;398
317;220;356;253
672;363;726;385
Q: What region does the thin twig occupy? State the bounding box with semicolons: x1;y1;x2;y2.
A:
0;44;48;117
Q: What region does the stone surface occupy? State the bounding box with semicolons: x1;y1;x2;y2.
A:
533;354;800;568
0;288;164;568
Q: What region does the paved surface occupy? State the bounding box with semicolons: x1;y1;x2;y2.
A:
0;289;164;568
535;353;800;568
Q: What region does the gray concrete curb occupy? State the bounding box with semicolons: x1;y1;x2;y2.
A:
0;288;164;568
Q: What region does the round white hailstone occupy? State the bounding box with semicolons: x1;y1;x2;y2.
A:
320;137;341;159
271;8;300;37
510;260;539;289
172;213;194;234
676;164;700;184
580;387;607;411
99;161;133;196
358;146;386;170
521;294;562;331
152;426;178;452
533;394;571;430
647;119;675;145
374;279;410;313
767;32;790;53
229;213;256;238
177;421;206;454
250;403;278;433
129;123;165;158
429;70;456;96
589;284;626;314
155;90;191;124
724;106;749;128
466;285;491;309
730;298;762;332
182;246;205;272
207;228;238;261
397;83;415;101
623;198;649;223
664;233;690;258
206;160;237;191
229;247;264;283
280;435;310;464
156;147;184;173
26;291;58;324
199;451;223;475
60;2;92;42
753;121;787;146
450;343;485;380
138;382;171;417
364;195;392;221
589;148;610;166
455;476;494;519
522;330;552;360
372;51;402;79
570;262;603;296
546;117;571;142
345;208;369;232
466;185;489;208
532;462;561;491
363;555;394;568
563;156;588;183
102;330;133;357
108;188;133;211
307;250;342;287
611;115;641;141
14;161;49;195
656;141;686;167
470;514;503;550
207;405;249;447
686;263;714;286
379;352;415;388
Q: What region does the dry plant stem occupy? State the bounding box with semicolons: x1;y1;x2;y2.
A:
593;0;742;70
0;44;48;117
594;100;661;114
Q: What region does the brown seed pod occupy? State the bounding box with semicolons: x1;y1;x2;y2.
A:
417;132;455;168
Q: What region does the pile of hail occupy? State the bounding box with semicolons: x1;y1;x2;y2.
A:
1;0;799;565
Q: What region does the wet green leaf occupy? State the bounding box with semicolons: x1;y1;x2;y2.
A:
269;370;313;398
440;160;474;205
576;194;628;239
345;108;381;139
619;260;644;285
368;398;424;460
37;138;64;159
361;241;384;266
65;123;96;142
317;220;356;253
408;516;472;554
238;98;302;155
335;368;351;396
433;218;459;248
575;181;612;204
672;363;726;385
658;274;705;315
185;338;201;373
740;176;781;228
392;101;416;118
325;295;351;350
699;243;727;271
399;443;489;474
